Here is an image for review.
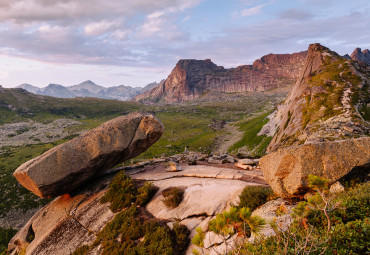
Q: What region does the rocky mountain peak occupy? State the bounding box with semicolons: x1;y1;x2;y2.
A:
134;51;307;103
350;47;370;65
263;43;370;152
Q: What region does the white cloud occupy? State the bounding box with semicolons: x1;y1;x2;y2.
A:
84;21;119;36
240;3;267;16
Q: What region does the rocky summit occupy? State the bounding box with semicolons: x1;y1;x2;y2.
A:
260;137;370;198
261;43;370;152
13;112;164;198
134;51;307;103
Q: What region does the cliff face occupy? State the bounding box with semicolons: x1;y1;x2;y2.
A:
350;48;370;65
264;43;370;152
134;51;307;103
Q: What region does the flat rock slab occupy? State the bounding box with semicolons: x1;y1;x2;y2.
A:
132;165;245;181
146;177;260;220
13;112;164;198
260;137;370;198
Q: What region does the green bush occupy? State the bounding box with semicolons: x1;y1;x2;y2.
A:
238;186;274;211
100;171;157;212
162;187;185;209
231;180;370;255
75;205;190;255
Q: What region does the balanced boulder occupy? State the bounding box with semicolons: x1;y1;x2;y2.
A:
260;137;370;198
13;112;164;198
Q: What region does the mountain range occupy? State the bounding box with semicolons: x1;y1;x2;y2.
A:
17;47;369;104
135;47;370;103
17;80;162;101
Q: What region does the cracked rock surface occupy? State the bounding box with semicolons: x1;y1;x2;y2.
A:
9;160;267;255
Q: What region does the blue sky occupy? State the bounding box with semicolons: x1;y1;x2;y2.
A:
0;0;369;88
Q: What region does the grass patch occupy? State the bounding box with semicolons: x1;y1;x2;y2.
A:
228;111;271;156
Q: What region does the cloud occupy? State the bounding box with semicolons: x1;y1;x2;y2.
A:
84;21;120;36
240;3;267;16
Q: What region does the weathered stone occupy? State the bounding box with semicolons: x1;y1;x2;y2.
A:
208;157;223;164
330;182;345;194
8;176;115;255
235;163;252;170
168;161;182;171
249;198;294;242
260;137;370;198
237;159;255;165
13;112;164;198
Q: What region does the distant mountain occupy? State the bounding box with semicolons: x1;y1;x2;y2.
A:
134;51;308;103
17;80;161;101
18;84;41;94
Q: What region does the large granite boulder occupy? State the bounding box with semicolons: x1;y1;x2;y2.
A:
260;137;370;198
13;112;164;198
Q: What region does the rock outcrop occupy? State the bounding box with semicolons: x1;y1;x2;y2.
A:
350;48;370;65
8;175;116;255
13;112;164;198
134;51;307;103
259;137;370;198
264;43;370;152
9;160;268;255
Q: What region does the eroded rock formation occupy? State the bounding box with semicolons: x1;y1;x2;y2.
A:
350;48;370;65
13;112;164;198
134;51;307;103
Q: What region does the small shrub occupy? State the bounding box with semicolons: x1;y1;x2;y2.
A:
172;222;190;254
162;187;185;209
100;171;138;212
100;171;157;212
238;186;275;211
136;182;158;207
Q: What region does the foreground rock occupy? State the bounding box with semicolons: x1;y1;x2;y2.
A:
260;137;370;198
13;112;164;198
9;162;267;255
8;176;115;255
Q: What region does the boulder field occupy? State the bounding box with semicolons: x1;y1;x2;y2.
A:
13;112;164;198
260;137;370;198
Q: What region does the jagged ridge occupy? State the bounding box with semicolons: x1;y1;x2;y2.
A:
263;43;370;152
134;51;308;103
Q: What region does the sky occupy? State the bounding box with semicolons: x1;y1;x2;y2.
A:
0;0;369;88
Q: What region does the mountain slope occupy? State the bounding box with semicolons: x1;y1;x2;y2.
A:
134;51;307;103
261;43;370;152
